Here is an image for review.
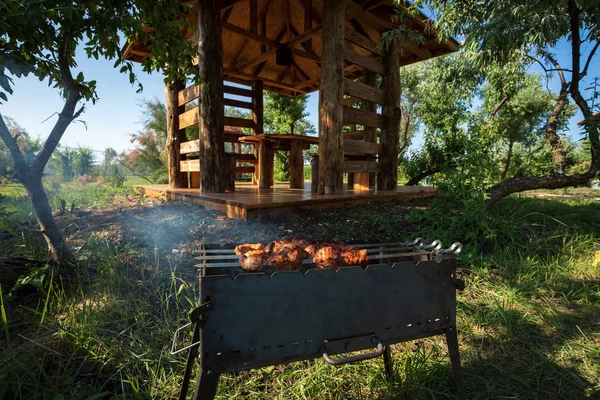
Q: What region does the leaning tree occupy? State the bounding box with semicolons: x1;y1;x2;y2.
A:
0;0;197;266
417;0;599;204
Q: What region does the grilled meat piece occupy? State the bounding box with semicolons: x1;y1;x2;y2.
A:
239;249;266;271
309;243;370;269
268;238;310;253
341;248;370;266
312;245;341;269
235;243;265;256
267;243;309;271
235;240;369;272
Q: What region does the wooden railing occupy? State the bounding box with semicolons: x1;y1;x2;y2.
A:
176;81;262;182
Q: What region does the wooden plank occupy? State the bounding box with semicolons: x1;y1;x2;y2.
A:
223;98;254;109
180;140;200;154
344;138;381;155
379;38;401;190
343;96;362;106
178;85;200;106
223;116;255;129
179;107;199;130
344;28;384;56
343;48;385;75
180;159;200;172
344;78;385;104
236;166;255;174
224;84;253;97
231;153;258;163
318;0;346;194
344;130;366;140
344;160;381;173
343;106;384;128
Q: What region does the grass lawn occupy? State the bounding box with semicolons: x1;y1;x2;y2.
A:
0;181;599;399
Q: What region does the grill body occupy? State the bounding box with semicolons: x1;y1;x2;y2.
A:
179;242;465;400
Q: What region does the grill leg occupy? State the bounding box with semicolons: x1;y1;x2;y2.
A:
445;326;466;400
179;323;201;400
192;369;220;400
383;345;394;382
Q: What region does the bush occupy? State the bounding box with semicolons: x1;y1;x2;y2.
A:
71;173;96;188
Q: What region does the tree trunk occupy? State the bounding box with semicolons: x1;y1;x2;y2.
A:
318;0;345;194
486;170;596;206
545;87;568;174
23;173;74;264
198;0;226;193
405;166;443;186
500;139;514;181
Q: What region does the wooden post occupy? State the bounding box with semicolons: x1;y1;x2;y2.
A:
378;39;401;191
364;71;378;188
198;0;226;193
318;0;346;194
353;173;370;191
258;140;271;189
224;154;236;192
252;80;264;185
165;79;187;188
251;80;264;135
311;154;319;193
290;140;304;189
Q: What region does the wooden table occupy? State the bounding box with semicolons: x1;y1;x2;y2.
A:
239;134;319;189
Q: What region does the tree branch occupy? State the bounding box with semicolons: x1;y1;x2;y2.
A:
538;50;567;86
32;35;83;175
0;113;29;175
581;39;600;78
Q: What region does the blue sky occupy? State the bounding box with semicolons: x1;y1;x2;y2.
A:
1;36;597;161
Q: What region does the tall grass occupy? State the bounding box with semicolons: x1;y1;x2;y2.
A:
0;181;598;399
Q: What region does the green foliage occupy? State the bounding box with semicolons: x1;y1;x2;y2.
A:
107;164;125;188
73;147;96;177
0;0;197;103
264;93;316;181
53;147;75;181
1;183;599;398
121;99;169;184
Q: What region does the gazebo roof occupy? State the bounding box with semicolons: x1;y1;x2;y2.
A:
123;0;458;96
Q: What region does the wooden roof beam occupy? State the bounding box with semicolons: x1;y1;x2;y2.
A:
231;23;323;71
345;0;394;32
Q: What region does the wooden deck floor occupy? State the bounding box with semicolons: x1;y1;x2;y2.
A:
137;182;437;220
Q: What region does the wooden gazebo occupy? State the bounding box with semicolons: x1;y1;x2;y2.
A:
123;0;457;218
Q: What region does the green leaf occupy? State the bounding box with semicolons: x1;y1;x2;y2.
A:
0;92;7;102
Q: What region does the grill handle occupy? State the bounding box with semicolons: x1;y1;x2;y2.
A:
321;336;385;366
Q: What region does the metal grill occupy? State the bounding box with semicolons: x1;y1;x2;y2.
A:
175;239;466;400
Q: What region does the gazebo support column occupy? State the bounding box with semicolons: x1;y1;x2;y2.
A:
165;79;187;188
198;0;226;193
318;0;346;195
364;71;378;188
378;39;401;190
252;80;264;185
